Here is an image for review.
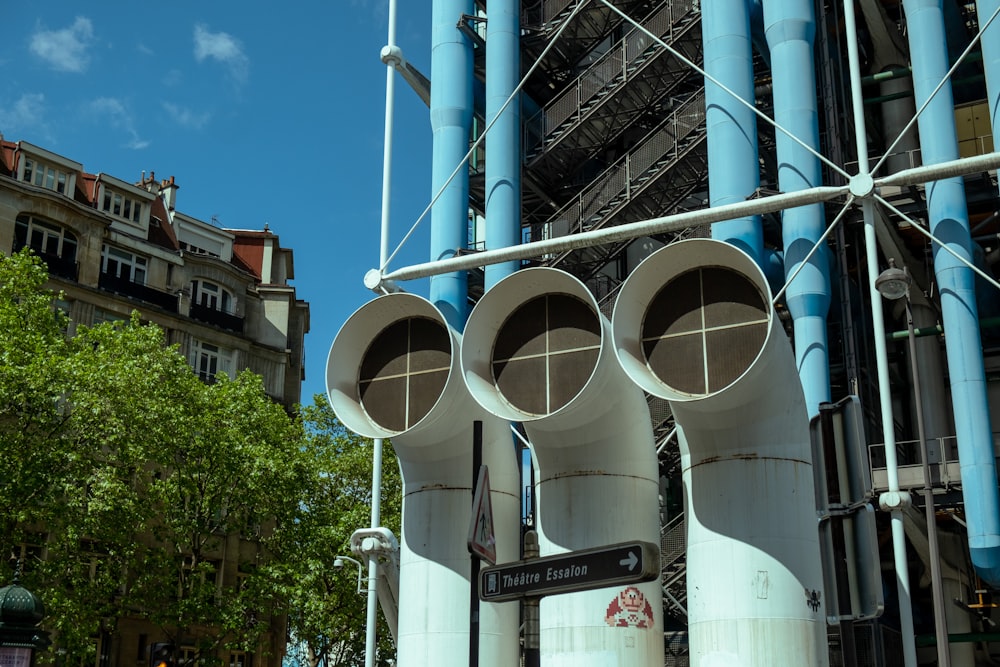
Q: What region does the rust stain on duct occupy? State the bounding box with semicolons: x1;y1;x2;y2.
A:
404;485;520;500
542;471;655;482
688;454;810;470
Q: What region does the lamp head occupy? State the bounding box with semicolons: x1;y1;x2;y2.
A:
333;557;344;568
875;259;911;301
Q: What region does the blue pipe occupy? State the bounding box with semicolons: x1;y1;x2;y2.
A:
980;0;1000;323
904;0;1000;587
705;0;764;268
430;0;474;328
980;0;1000;160
763;0;832;417
485;0;521;288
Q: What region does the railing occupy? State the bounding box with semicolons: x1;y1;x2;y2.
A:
542;0;578;23
189;303;245;334
534;91;706;241
525;1;696;150
98;273;179;313
867;433;1000;490
660;512;685;571
11;242;79;281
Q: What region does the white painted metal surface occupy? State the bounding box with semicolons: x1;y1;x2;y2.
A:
326;293;519;667
461;268;664;666
612;239;829;666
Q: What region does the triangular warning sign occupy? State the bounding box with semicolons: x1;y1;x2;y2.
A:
468;465;496;565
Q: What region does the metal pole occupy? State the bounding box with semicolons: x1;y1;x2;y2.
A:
843;0;917;663
365;1;398;665
470;421;483;667
906;293;951;667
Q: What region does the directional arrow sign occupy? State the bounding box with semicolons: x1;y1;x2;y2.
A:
479;541;659;602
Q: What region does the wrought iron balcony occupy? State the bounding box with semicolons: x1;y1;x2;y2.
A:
189;303;245;333
12;243;79;281
98;272;179;313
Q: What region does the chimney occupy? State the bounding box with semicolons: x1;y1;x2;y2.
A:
160;175;179;212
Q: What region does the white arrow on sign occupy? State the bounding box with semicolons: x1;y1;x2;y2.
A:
619;551;638;571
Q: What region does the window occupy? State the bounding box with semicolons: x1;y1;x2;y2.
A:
11;535;46;574
54;297;72;333
179;647;199;667
228;653;252;667
101;246;147;284
23;157;70;194
14;214;78;260
182;242;220;258
190;339;233;383
101;188;143;223
190;279;234;314
93;308;127;325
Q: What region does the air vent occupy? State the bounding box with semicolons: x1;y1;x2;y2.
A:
641;266;767;396
491;293;601;416
358;317;451;432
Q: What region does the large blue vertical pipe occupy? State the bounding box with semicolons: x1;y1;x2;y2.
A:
485;0;521;289
431;0;475;328
980;0;1000;154
904;0;1000;586
763;0;832;417
705;0;764;267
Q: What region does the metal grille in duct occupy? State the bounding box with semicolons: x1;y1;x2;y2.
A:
358;317;451;432
491;293;601;416
641;267;767;396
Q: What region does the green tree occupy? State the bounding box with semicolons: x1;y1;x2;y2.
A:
0;250;73;554
0;250;310;664
279;398;402;667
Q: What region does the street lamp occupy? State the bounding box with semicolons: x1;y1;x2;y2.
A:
876;260;950;667
333;555;367;596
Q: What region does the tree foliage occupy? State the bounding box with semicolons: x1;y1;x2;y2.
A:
279;398;402;667
1;250;402;667
0;251;318;664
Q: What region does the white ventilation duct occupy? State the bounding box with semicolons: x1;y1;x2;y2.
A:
612;238;828;666
326;293;519;667
461;268;664;666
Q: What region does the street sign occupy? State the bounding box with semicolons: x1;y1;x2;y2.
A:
468;465;496;565
479;541;659;602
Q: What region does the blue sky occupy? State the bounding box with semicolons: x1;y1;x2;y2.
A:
2;2;436;403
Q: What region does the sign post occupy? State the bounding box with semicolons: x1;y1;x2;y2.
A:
479;541;659;602
468;422;484;667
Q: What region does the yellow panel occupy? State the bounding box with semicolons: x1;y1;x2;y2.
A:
955;105;976;141
958;139;978;158
972;102;993;137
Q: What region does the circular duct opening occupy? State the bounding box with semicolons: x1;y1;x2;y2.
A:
491;293;601;416
641;266;768;397
358;316;451;432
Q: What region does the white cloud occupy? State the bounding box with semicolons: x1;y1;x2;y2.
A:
0;93;54;142
30;17;94;73
162;102;211;129
162;69;183;87
193;23;248;83
87;98;150;150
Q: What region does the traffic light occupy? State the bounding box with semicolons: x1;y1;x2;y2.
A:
149;643;174;667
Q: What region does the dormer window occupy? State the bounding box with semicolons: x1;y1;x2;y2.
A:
102;189;143;223
23;158;70;194
16;143;81;197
